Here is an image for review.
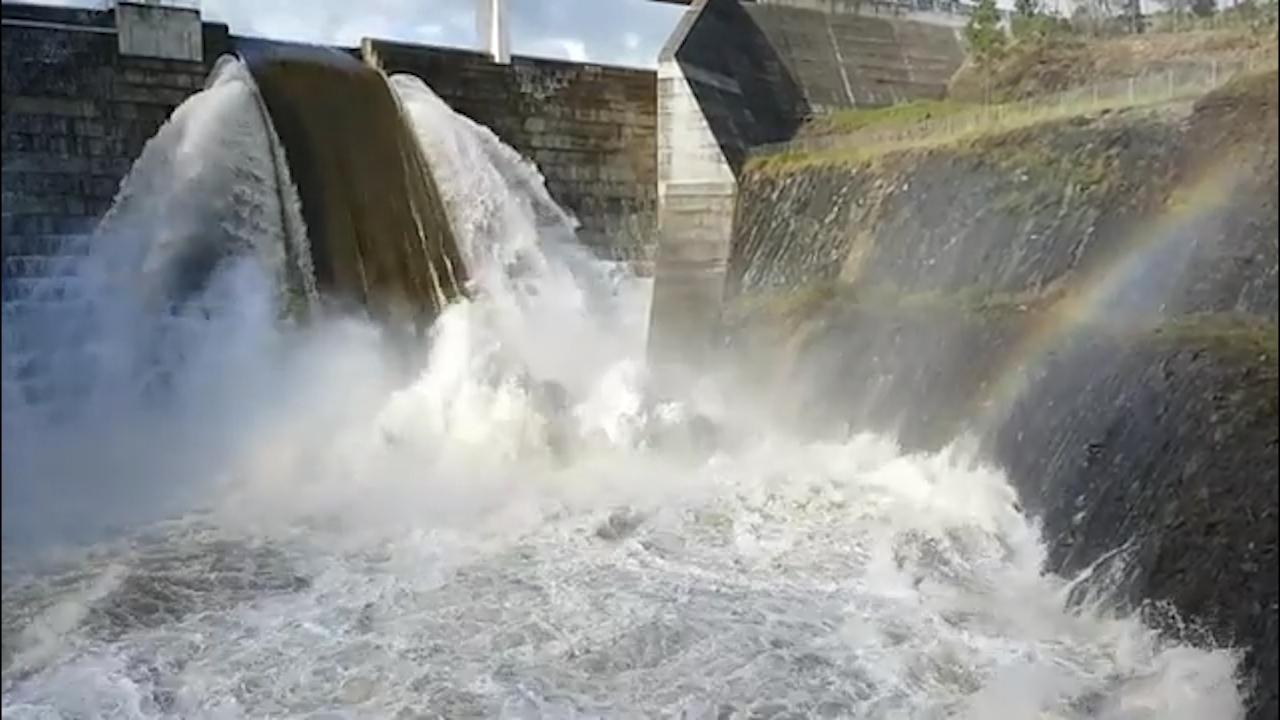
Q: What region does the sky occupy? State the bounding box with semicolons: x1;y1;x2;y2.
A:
5;0;689;68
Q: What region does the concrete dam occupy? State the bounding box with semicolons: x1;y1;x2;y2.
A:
1;1;1276;719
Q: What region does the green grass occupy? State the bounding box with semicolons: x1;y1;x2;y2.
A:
1146;312;1279;417
799;100;976;138
724;280;842;328
1147;312;1279;365
748;96;1180;176
726;281;1054;331
749;61;1277;177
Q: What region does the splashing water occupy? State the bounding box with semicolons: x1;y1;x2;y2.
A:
1;58;309;549
0;66;1245;719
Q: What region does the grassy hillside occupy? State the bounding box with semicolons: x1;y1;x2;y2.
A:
948;26;1277;103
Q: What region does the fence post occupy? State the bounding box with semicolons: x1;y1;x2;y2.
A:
1128;76;1135;103
1211;59;1217;87
1167;69;1174;99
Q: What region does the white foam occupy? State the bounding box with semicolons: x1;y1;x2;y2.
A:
0;62;1246;720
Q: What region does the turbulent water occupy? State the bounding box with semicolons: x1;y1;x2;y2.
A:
0;64;1246;719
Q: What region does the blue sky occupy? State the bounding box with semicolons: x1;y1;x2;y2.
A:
6;0;688;67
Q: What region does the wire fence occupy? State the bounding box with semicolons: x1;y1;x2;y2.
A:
113;0;203;10
1144;8;1280;33
752;50;1278;159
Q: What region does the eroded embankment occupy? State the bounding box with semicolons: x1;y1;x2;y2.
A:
725;71;1279;718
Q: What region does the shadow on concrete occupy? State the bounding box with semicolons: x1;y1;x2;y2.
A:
670;0;811;174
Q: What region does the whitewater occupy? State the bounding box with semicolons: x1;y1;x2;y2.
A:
0;61;1245;719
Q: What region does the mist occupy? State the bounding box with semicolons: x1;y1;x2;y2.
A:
0;56;1247;720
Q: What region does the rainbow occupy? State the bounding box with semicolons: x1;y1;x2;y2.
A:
966;158;1247;432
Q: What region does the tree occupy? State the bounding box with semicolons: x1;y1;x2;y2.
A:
966;0;1008;63
1154;0;1192;29
1012;0;1041;37
966;0;1008;101
1125;0;1145;33
1191;0;1216;17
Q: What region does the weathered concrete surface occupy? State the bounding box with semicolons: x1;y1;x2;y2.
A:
115;1;203;63
654;0;976;27
1;2;657;297
647;0;772;371
647;0;963;371
732;86;1278;320
724;73;1279;719
747;4;964;112
366;40;657;270
1;5;231;314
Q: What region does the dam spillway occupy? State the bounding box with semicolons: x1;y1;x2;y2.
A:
240;42;467;329
2;48;468;421
2;1;1277;718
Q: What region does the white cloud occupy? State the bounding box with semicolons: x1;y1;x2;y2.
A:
7;0;689;66
412;23;446;40
528;36;590;63
7;0;688;66
8;0;684;67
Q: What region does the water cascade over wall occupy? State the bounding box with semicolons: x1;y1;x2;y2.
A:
240;43;467;331
2;49;469;419
0;30;1255;720
1;49;472;547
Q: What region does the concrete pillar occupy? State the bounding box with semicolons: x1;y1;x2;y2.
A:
646;4;740;379
477;0;511;64
115;0;203;62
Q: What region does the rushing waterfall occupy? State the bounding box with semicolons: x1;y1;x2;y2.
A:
241;42;467;331
0;54;1247;720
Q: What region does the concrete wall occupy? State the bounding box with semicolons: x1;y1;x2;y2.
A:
1;5;231;314
115;1;203;62
648;0;800;371
647;0;963;371
728;106;1277;320
723;73;1279;719
748;4;965;112
1;1;658;317
366;40;657;269
753;0;1002;28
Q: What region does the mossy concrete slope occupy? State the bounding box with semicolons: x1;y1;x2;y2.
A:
726;72;1279;719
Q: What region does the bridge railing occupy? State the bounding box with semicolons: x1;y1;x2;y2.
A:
750;51;1278;159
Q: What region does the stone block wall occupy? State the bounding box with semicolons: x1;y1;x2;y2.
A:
1;2;658;308
2;2;658;408
365;40;658;270
1;4;230;309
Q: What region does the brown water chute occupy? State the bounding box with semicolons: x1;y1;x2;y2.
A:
240;42;468;331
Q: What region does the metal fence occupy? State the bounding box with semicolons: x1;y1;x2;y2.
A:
113;1;203;10
752;51;1278;159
